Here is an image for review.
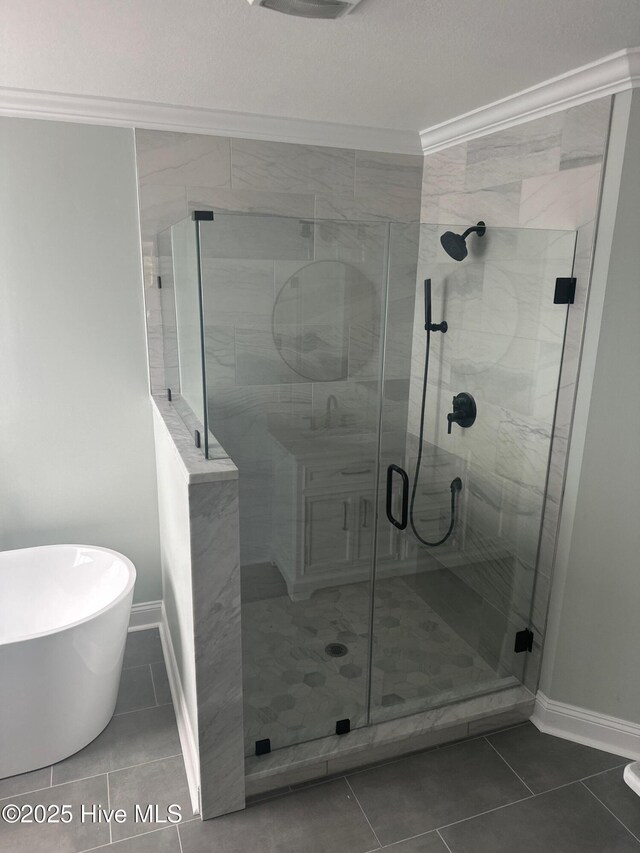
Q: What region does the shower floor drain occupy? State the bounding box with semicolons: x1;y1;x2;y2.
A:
325;642;348;658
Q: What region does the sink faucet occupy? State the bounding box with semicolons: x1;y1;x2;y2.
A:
325;395;339;428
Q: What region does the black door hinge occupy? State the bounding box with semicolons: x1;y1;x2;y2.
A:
336;718;351;735
255;738;271;756
514;629;534;653
157;275;162;289
554;277;576;304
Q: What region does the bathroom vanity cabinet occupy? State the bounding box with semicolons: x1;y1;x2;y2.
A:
269;431;406;599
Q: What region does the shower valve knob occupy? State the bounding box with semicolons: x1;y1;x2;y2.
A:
447;392;477;435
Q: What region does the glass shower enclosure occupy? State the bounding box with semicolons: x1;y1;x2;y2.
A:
160;210;576;758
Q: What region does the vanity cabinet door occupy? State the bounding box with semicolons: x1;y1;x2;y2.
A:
355;490;397;564
304;494;354;573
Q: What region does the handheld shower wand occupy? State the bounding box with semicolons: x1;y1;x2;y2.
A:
424;278;448;333
409;279;461;548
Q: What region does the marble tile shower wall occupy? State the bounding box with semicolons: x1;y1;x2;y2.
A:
135;130;423;564
410;98;612;686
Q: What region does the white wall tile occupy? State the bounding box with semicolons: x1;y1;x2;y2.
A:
231;138;355;196
136;129;231;188
519;162;602;229
464;112;563;192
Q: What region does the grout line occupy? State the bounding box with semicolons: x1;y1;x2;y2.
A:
50;765;53;787
106;771;112;845
473;720;531;738
430;759;631;839
437;829;455;853
0;778;65;803
581;781;640;845
177;821;185;853
246;785;294;806
121;661;162;674
435;792;534;833
19;753;183;799
484;736;535;795
577;762;630;784
104;693;167;720
113;701;158;718
79;823;180;853
508;761;631;801
149;663;159;706
345;777;382;849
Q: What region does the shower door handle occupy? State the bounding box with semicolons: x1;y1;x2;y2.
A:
386;464;409;531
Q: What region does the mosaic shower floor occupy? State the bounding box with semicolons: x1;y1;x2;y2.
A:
242;571;499;755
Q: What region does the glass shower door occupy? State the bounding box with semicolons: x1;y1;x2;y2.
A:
196;212;394;755
370;224;576;723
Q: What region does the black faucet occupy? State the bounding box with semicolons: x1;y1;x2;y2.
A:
447;392;477;434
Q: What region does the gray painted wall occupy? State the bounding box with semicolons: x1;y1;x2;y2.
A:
540;89;640;720
0;118;161;603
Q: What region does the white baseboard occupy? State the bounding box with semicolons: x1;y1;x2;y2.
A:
128;600;162;631
158;605;201;816
532;691;640;761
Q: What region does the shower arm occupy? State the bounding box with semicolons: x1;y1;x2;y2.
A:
460;222;486;241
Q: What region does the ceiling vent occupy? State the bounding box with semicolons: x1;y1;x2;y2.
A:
246;0;364;19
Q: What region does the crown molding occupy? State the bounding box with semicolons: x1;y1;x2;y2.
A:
420;47;640;154
0;86;422;155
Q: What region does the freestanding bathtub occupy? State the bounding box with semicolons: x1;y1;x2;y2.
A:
0;545;136;779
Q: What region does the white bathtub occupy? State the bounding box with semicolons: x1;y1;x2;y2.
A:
0;545;136;779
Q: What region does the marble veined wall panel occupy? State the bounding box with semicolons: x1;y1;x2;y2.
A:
411;97;612;691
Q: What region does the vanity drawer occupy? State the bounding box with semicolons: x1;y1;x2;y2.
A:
304;459;376;490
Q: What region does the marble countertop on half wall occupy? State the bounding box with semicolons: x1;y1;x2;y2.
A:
151;395;238;484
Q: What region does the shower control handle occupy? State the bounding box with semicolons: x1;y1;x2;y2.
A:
447;392;477;435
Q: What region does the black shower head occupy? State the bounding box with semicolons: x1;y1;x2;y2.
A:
440;221;486;261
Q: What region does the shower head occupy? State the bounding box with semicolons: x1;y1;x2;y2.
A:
440;221;486;261
247;0;364;17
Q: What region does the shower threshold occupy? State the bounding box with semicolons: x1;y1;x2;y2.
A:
244;683;534;798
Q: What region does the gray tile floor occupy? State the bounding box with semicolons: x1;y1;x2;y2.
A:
2;628;640;852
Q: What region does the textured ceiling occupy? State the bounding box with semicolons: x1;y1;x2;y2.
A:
1;0;639;133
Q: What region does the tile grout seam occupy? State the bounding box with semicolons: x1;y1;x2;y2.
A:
3;752;185;800
345;776;383;849
483;735;536;795
434;792;534;834
428;761;633;838
149;662;159;706
580;780;640;845
436;828;455;853
79;822;185;853
106;770;112;845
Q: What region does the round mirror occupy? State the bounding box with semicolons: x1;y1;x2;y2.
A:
272;260;379;382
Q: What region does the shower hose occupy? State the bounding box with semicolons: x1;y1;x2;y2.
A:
409;304;462;548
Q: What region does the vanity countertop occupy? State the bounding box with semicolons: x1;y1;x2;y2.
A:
266;415;404;463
